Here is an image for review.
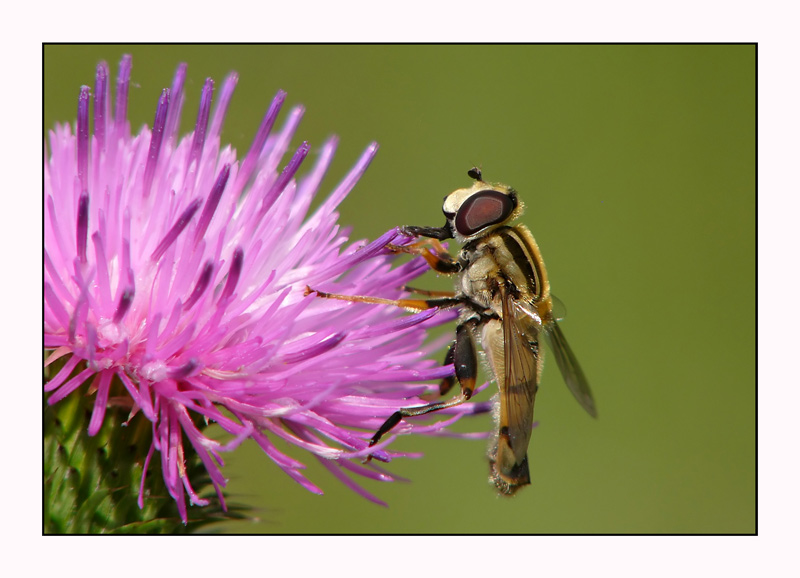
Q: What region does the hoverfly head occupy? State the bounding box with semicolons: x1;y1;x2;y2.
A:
441;168;523;242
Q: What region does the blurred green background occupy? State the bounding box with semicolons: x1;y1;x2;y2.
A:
44;45;755;534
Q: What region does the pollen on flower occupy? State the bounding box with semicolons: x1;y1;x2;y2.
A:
44;56;490;522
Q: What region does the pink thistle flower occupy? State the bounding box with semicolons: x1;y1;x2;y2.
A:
44;56;488;523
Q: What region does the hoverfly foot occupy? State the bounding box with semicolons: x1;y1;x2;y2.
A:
385;243;412;255
363;437;390;464
399;225;418;238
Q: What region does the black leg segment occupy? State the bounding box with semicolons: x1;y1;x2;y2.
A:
438;341;456;395
453;321;478;399
401;223;454;240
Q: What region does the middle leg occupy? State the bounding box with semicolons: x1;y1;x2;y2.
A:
305;285;466;312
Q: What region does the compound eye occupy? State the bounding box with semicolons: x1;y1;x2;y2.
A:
454;190;515;236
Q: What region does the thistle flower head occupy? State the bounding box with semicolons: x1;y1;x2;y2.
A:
44;57;487;523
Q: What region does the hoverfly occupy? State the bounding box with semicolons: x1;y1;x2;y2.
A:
307;167;596;495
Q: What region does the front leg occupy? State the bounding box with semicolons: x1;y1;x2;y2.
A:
388;237;461;275
401;223;453;240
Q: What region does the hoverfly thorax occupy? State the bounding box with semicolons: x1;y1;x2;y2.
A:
442;169;524;243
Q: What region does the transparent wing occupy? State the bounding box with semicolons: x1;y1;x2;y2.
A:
512;298;597;418
544;320;598;418
499;290;541;464
550;293;567;321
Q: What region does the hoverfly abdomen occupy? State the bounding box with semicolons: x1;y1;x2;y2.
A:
490;452;531;496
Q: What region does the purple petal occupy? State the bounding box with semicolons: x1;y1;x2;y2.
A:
142;88;170;198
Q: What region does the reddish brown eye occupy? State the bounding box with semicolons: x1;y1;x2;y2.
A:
454;190;515;236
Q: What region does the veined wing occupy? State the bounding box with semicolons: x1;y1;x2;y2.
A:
544;319;597;418
512;298;597;418
490;287;542;493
